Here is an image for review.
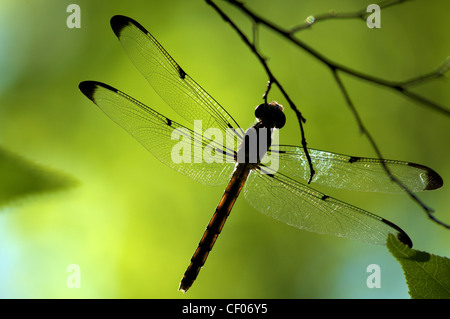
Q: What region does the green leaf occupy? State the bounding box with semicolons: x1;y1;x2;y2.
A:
387;234;450;299
0;146;77;209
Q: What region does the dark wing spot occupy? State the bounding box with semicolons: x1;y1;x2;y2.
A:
79;81;119;103
166;118;172;126
348;156;361;163
425;171;444;190
407;163;444;190
178;67;186;79
321;195;330;201
381;218;413;248
110;15;148;38
78;81;97;101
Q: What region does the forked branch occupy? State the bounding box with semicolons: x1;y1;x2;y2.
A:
288;0;412;33
207;0;449;228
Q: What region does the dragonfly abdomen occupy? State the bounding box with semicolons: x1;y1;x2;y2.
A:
179;164;251;292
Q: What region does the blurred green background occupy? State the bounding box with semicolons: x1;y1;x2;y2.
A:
0;0;448;298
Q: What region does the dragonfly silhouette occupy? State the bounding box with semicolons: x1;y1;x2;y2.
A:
79;15;443;292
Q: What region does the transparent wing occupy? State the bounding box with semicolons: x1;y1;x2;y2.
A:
243;167;412;247
110;15;244;141
266;145;443;193
79;81;235;186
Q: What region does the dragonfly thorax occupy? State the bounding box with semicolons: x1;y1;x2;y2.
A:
235;103;284;166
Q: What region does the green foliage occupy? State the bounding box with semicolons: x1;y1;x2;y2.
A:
387;234;450;299
0;146;77;208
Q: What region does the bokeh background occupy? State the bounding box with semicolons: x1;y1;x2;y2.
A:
0;0;448;298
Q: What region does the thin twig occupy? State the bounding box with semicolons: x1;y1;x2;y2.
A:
289;0;411;33
262;80;272;105
401;56;450;87
206;0;316;183
332;70;443;223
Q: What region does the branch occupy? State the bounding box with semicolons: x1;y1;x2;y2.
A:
210;0;449;228
401;56;450;87
288;0;412;33
206;0;316;183
225;0;450;116
332;70;444;224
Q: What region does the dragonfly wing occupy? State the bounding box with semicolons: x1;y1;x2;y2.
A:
110;15;244;141
79;81;235;186
243;168;412;247
267;145;443;193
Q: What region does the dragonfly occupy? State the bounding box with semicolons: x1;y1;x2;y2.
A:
79;15;443;292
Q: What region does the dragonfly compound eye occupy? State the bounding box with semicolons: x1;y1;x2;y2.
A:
254;103;267;119
270;102;286;129
255;102;285;129
273;111;286;129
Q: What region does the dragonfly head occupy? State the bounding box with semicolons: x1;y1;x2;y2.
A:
255;102;286;129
